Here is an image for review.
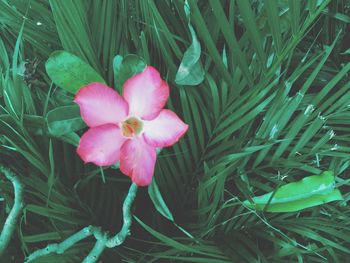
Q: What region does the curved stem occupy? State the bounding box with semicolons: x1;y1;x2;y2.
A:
0;166;24;257
106;183;138;247
25;183;138;263
24;226;97;262
82;231;108;263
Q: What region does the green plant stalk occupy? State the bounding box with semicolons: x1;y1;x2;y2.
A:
106;183;138;247
0;166;24;257
25;183;138;263
82;231;108;263
24;226;98;262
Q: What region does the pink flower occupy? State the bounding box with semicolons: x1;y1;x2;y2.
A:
74;66;188;186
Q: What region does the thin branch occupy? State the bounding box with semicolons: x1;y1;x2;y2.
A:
106;183;138;247
24;226;98;262
25;183;138;263
82;231;108;263
0;166;24;257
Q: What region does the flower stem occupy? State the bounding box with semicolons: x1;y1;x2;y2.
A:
0;166;24;257
106;183;138;247
25;183;138;263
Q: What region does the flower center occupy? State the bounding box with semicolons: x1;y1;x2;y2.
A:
121;117;143;137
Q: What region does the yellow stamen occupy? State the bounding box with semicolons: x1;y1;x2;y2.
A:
122;117;143;137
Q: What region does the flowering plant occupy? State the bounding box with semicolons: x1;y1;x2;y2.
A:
75;66;188;186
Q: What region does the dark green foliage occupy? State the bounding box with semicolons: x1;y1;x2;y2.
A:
0;0;350;262
45;51;106;94
113;54;146;92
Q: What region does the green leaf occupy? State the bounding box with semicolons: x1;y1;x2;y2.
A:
46;105;85;136
175;1;205;86
45;51;106;94
60;132;81;147
113;54;146;93
244;171;344;212
148;179;174;221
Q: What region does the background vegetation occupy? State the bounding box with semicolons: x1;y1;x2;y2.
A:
0;0;349;262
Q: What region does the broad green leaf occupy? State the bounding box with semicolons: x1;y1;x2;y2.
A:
45;50;106;94
46;105;85;136
175;1;204;86
148;179;174;222
244;171;344;212
113;54;146;92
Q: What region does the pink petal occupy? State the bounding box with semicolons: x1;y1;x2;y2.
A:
75;82;128;127
77;124;126;166
120;137;157;186
122;66;169;120
143;109;188;147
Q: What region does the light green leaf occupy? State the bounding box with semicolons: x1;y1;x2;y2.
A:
175;1;204;86
244;171;344;212
46;105;85;136
148;179;174;221
113;54;146;93
45;50;106;94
